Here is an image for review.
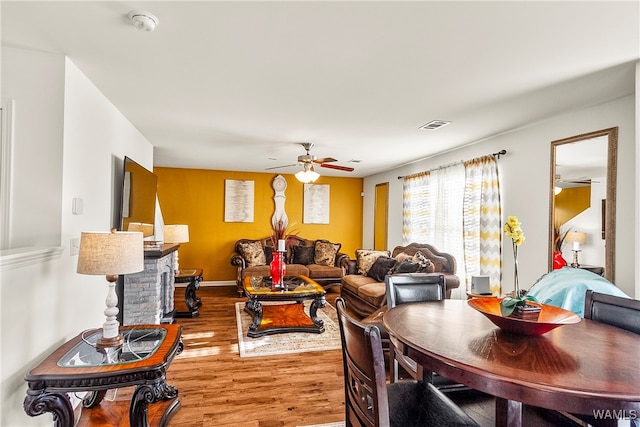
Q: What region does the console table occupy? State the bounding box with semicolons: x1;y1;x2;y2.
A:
174;268;203;318
577;264;605;276
24;324;183;427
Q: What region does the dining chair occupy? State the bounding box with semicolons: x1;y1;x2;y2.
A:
335;298;479;427
385;274;445;384
584;290;640;333
566;291;640;427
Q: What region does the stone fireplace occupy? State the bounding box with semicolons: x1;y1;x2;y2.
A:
120;244;178;325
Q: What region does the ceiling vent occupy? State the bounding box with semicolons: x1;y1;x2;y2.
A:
419;120;451;131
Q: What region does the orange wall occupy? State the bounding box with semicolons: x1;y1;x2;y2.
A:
155;167;364;281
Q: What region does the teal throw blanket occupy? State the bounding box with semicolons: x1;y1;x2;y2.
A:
526;267;629;317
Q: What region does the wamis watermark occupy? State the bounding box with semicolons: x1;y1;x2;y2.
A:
592;409;637;420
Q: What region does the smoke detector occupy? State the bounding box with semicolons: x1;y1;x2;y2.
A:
128;10;159;32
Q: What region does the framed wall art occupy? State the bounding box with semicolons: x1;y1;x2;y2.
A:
303;183;329;224
224;179;254;222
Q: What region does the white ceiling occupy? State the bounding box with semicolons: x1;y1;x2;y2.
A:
2;1;638;178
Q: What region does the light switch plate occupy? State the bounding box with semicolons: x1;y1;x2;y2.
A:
72;198;83;215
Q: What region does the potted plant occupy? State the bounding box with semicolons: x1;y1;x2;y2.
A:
500;216;540;319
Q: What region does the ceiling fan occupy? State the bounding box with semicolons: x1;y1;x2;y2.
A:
266;143;355;173
555;174;598;188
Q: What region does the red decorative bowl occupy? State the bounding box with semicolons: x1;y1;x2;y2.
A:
468;297;581;335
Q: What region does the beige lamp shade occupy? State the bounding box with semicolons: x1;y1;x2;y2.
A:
127;222;154;236
164;224;189;244
565;231;587;245
77;230;144;275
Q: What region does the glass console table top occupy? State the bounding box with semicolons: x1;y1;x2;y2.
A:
58;328;167;367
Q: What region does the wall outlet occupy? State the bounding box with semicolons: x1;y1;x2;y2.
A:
70;237;80;256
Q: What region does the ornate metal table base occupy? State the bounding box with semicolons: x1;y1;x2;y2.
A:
175;268;203;318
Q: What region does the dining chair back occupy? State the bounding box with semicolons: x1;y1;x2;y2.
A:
584;290;640;334
335;297;479;427
386;273;445;308
385;274;445;383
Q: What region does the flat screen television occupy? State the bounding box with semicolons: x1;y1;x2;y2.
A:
119;156;157;238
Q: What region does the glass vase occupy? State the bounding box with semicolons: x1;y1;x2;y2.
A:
270;252;286;291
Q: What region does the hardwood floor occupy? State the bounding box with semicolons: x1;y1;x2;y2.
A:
78;286;583;426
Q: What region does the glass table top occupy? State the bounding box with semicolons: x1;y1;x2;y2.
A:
58;328;166;367
245;276;323;295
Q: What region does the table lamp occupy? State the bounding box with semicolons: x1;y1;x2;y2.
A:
565;231;587;267
163;224;189;273
77;229;144;348
127;222;154;237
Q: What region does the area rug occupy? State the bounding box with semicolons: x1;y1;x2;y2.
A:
235;301;341;357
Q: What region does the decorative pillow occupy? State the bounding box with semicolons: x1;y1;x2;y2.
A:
356;249;391;275
412;251;436;273
394;252;413;264
291;245;315;265
314;240;341;266
392;260;420;274
264;246;273;264
367;256;398;282
238;241;266;267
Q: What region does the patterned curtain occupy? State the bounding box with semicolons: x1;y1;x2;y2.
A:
463;156;502;295
402;171;430;242
402;156;502;298
402;164;466;298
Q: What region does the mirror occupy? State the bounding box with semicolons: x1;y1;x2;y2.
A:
549;127;617;282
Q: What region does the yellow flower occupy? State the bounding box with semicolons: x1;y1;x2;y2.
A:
504;215;525;246
513;232;525;246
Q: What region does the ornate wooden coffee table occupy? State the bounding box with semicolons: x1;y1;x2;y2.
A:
242;275;327;337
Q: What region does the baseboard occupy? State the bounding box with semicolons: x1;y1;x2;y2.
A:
201;280;235;287
174;280;235;288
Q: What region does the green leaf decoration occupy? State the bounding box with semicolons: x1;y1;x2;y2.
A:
500;295;539;317
499;298;519;317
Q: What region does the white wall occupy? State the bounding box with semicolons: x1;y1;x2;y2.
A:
363;94;636;298
0;48;153;426
1;47;64;248
560;179;606;267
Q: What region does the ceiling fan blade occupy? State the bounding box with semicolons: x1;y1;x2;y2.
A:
313;157;337;164
320;163;354;172
265;163;298;171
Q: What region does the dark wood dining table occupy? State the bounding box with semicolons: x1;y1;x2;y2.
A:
382;299;640;427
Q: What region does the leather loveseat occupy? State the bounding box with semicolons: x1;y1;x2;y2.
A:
231;235;349;296
340;243;460;318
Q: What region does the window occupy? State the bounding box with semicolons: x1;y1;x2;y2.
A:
402;156;502;296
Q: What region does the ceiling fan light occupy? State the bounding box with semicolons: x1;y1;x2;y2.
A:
295;168;319;183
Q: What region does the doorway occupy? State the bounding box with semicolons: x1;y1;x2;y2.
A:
374;183;389;251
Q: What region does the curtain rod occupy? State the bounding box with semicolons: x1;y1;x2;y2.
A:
397;149;506;180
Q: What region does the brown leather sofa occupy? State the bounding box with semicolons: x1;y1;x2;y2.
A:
231;235;349;296
340;243;460;318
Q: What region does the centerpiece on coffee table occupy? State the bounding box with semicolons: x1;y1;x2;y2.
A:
500;216;540;320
